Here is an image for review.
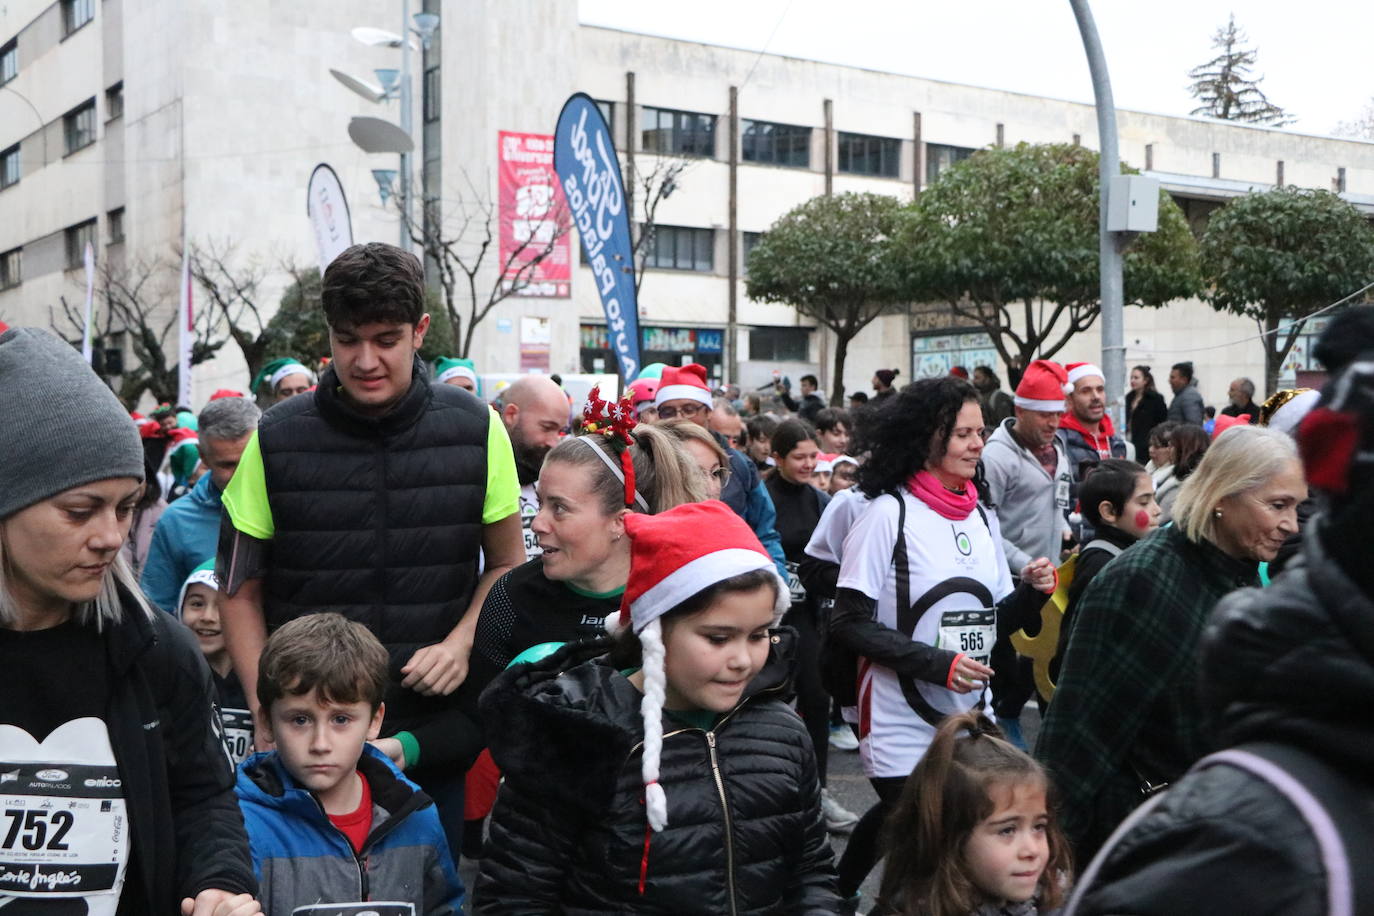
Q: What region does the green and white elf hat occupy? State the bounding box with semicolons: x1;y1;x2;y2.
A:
176;558;219;619
435;357;480;394
168;436;201;487
251;357;316;396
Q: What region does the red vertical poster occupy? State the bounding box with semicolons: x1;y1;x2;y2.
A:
499;131;571;298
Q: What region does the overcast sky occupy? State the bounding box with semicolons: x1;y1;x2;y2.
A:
578;0;1373;138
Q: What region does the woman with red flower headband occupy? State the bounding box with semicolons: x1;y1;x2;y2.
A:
454;390;708;848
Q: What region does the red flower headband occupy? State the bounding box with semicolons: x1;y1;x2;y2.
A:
579;386;646;510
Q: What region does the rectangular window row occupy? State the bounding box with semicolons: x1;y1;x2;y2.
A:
64;98;96;155
742;120;810;168
641;106;716;157
838;131;901;178
645;224;713;272
62;0;94;37
1;144;18;189
0;38;16;86
0;247;19;290
65;218;95;269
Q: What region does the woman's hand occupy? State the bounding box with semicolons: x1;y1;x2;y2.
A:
947;654;994;694
181;890;261;916
1020;557;1058;594
370;737;407;770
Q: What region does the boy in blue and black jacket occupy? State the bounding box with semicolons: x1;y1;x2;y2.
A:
235;613;464;915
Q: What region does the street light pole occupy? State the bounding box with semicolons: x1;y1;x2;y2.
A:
398;0;413;251
1069;0;1125;429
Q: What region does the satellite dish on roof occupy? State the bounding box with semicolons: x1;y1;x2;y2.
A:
330;69;385;104
350;26;417;50
348;116;414;154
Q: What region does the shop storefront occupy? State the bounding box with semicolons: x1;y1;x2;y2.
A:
580;323;725;381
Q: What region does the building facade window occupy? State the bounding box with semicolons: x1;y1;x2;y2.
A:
742;230;763;273
105;82;123;121
749;326;810;362
0;247;20;289
595;99;614;139
838;131;901;178
65;219;95;269
62;0;94;36
0;144;18;189
645;225;713;272
423;67;440;123
107;207;125;244
64;99;96;154
641;106;716;157
926;143;975;185
0;39;16;86
742;120;810;168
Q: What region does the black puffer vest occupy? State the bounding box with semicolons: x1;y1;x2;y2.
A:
258;359;488;677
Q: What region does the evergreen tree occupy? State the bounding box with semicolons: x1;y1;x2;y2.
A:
1187;16;1294;126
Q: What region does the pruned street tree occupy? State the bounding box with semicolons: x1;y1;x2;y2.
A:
396;169;571;359
628;156;691;294
745;191;908;406
896;143;1202;378
1199;186;1374;396
189;241;275;387
50;254;226;406
1187;15;1295;126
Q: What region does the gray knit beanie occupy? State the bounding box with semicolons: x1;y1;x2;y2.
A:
0;327;145;519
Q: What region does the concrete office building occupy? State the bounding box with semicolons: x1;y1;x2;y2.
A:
3;1;1372;407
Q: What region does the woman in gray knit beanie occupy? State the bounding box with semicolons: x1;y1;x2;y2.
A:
0;327;261;914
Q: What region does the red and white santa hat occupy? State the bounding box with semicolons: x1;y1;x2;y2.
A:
605;500;788;831
1064;362;1105;387
1014;359;1072;412
653;363;713;410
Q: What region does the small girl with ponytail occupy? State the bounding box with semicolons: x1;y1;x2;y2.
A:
474;500;840;912
876;711;1072;916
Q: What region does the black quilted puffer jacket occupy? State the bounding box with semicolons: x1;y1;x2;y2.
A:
473;633;841;914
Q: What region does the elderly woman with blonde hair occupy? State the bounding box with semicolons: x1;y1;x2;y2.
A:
1036;425;1307;861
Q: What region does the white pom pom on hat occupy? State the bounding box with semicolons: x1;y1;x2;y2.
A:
1014;359;1073;411
607;500;788;832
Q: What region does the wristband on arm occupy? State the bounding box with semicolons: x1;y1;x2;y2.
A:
945;653;969;690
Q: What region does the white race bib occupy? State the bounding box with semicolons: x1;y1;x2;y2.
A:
221;707;253;768
936;608;996;665
0;718;129;915
784;560;806;604
1055;473;1072;510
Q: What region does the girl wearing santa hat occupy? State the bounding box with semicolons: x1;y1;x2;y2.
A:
474;500;840;912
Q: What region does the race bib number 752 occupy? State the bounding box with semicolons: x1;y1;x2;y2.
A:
0;761;129;899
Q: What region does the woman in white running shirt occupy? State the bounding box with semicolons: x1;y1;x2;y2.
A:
828;376;1057;905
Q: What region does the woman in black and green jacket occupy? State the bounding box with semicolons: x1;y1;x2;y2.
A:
1037;425;1306;862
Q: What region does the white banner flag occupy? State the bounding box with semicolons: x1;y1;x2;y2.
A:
80;241;96;363
178;240;193;407
307;163;354;274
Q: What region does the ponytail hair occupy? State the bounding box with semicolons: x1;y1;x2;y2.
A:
543;423;707;517
877;711;1072;916
769;418;819;460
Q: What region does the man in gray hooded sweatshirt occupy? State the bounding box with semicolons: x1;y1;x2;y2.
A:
980;358;1073;747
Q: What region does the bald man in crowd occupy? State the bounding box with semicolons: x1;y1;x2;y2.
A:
497;375;572;560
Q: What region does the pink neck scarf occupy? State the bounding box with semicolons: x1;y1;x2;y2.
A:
907;470;978;520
